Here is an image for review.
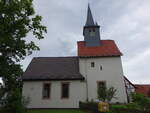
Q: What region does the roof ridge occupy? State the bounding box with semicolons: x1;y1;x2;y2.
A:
77;40;114;42
34;56;79;59
135;84;150;85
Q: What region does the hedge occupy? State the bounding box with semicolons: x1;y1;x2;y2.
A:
79;102;150;113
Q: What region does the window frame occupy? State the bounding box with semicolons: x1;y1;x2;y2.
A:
91;62;95;68
42;83;51;99
97;81;106;89
61;82;70;99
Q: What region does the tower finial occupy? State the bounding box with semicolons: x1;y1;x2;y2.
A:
85;4;95;26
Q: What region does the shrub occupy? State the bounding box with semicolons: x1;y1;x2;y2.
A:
97;86;117;103
126;103;141;110
79;101;98;113
0;89;29;113
106;87;117;102
111;104;127;109
131;92;150;111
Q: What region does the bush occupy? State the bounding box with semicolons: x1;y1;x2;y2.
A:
131;92;150;111
126;103;142;110
97;86;117;103
111;104;128;109
80;102;150;113
0;89;29;113
110;104;148;113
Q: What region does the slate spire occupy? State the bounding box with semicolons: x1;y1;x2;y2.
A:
83;4;101;47
85;4;95;26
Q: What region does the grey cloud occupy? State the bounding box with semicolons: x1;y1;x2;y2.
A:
19;0;150;84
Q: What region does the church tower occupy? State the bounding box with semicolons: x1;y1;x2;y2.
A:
83;4;101;47
78;4;127;104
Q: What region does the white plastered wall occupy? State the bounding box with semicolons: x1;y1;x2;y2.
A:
79;56;128;103
22;80;86;108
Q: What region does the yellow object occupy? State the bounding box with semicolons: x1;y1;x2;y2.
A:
98;102;109;112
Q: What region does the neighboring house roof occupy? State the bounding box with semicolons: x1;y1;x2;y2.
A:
134;84;150;97
77;40;122;57
22;57;84;81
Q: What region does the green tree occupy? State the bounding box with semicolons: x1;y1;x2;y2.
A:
0;0;46;113
131;92;150;111
97;86;117;103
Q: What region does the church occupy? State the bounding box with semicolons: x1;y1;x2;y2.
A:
22;5;128;108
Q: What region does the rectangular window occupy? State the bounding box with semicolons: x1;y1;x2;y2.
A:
42;83;51;99
100;65;103;70
91;62;95;67
61;83;69;99
97;81;106;89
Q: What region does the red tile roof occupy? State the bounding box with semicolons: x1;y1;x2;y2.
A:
77;40;122;57
135;84;150;97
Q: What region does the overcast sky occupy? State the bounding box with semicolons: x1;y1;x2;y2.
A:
19;0;150;84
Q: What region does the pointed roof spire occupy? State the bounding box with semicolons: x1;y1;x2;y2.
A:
85;4;95;26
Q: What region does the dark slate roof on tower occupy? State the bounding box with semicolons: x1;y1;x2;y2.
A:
22;57;84;81
85;4;95;26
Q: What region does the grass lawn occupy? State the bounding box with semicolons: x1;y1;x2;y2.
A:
28;109;89;113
